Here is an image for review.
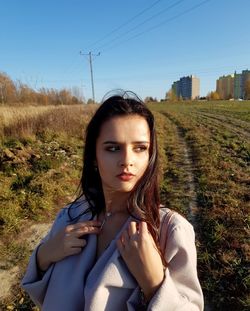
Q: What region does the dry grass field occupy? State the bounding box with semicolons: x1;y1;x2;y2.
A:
0;106;55;127
0;101;249;310
151;100;250;310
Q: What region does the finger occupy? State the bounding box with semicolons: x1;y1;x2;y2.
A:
68;247;83;256
65;222;101;235
139;222;148;240
74;226;101;237
65;224;75;233
121;230;130;246
65;237;86;250
128;221;137;237
72;220;102;230
71;238;86;248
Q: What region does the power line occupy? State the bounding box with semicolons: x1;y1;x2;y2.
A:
93;63;250;83
161;64;250;78
60;56;83;77
100;0;212;53
85;0;164;50
95;0;185;52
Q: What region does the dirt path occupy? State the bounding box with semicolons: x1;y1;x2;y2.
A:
0;266;20;301
174;126;199;226
161;112;213;311
0;223;51;300
161;112;199;227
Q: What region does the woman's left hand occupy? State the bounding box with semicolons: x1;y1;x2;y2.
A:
116;221;164;301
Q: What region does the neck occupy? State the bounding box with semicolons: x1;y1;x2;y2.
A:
104;192;129;214
99;195;130;231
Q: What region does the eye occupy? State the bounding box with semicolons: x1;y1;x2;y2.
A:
106;145;120;152
134;145;148;152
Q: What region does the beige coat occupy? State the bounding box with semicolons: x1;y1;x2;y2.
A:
22;200;204;310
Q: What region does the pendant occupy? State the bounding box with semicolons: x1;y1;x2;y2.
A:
100;211;112;230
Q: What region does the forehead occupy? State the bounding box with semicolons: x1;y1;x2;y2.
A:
98;115;150;141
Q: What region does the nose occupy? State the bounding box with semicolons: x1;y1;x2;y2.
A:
119;147;133;167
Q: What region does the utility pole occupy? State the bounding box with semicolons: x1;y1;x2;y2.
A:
80;51;100;103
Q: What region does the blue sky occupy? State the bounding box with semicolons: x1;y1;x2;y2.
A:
0;0;249;102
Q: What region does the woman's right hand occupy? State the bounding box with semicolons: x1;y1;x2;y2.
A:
37;220;101;271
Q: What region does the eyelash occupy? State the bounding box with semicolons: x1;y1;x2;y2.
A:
106;145;148;152
106;146;119;152
134;146;148;152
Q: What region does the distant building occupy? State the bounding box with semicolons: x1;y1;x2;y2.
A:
216;74;234;99
172;75;200;100
234;72;242;99
172;81;179;99
216;69;250;99
233;69;250;99
242;70;250;99
191;76;200;100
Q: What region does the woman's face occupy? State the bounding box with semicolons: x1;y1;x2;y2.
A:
96;115;150;196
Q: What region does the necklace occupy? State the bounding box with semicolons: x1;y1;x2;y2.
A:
100;211;112;230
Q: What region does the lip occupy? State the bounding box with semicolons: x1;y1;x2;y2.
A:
117;172;135;181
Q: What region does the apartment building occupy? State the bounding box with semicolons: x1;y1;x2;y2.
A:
217;69;250;99
216;74;234;99
233;69;250;99
172;75;200;100
234;72;242;99
242;70;250;99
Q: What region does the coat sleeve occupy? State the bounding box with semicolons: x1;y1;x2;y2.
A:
127;214;204;311
21;208;66;308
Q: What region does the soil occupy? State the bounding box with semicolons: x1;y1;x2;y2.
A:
162;112;199;226
0;223;51;300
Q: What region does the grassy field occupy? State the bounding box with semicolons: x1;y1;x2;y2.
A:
0;101;249;310
151;101;250;310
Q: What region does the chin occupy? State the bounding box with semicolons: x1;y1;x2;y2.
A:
117;185;135;193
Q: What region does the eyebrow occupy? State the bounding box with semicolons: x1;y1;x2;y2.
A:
103;141;150;145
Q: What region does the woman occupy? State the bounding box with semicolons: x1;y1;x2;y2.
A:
22;91;204;310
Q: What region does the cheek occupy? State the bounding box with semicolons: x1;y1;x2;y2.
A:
96;152;115;174
138;153;150;172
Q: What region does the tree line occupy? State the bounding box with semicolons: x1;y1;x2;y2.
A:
0;72;85;106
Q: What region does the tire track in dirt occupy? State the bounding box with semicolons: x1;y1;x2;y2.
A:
198;111;250;130
194;111;250;140
161;112;199;228
161;111;213;311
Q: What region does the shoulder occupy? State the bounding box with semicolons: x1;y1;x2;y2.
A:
57;196;91;220
159;208;197;261
159;207;194;239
